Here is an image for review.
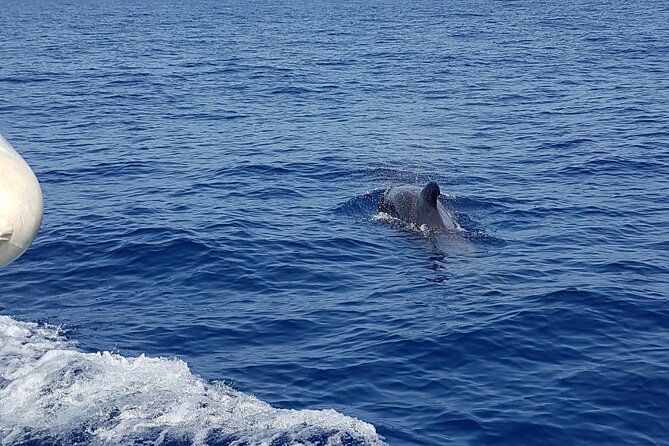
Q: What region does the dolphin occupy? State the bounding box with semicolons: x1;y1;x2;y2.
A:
379;181;457;232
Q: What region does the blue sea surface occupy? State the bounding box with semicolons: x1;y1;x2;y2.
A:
1;0;668;445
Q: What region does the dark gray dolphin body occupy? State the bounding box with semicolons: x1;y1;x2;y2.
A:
379;181;457;232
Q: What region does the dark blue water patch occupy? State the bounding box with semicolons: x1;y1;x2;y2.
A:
0;76;57;85
526;288;669;334
215;164;292;177
269;86;315;95
41;161;156;180
251;185;306;200
536;137;597;152
334;190;385;219
593;259;667;276
556;156;668;177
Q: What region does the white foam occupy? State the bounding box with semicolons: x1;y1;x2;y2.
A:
372;211;465;236
370;211;398;224
0;315;386;445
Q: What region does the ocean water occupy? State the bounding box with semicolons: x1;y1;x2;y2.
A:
1;0;668;445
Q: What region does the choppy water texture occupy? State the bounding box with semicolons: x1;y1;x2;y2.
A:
1;0;669;445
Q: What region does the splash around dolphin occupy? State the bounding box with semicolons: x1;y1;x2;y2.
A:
379;181;458;233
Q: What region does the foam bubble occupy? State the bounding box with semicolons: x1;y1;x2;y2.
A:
0;316;386;446
373;211;459;237
370;211;397;224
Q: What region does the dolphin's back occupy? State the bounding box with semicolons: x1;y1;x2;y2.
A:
380;185;421;222
380;183;457;232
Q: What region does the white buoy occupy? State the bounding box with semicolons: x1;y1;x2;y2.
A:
0;135;43;267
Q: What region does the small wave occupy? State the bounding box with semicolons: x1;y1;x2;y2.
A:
335;190;385;218
0;76;56;84
0;316;385;446
269;86;314;95
42;161;154;181
556;156;666;177
215;164;292;177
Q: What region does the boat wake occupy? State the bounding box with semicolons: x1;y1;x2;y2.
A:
0;315;385;446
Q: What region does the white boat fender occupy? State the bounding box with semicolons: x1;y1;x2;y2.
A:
0;134;43;267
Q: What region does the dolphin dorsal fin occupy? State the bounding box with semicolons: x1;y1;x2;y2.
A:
420;181;440;208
